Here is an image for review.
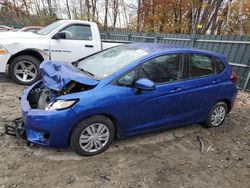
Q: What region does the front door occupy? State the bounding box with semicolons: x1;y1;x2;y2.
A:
49;24;100;62
114;53;186;135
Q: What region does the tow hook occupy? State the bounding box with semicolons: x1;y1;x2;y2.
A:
4;117;25;139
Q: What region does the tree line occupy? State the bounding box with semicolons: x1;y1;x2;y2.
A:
0;0;249;35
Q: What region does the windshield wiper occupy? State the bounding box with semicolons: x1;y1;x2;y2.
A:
71;60;79;66
79;68;95;77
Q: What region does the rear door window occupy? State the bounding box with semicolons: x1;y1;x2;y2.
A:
189;54;215;78
139;54;184;84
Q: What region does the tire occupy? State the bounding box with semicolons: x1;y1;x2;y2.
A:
203;101;228;128
70;115;115;156
9;55;41;85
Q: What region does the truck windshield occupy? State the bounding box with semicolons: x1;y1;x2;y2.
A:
36;20;65;35
77;45;148;79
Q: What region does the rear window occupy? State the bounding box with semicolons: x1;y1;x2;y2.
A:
189;54;215;78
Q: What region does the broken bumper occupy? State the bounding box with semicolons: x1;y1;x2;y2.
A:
4;118;25;138
19;82;78;148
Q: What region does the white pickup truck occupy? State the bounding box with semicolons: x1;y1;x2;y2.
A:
0;20;124;84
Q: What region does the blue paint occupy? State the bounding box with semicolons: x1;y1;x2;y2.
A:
40;60;99;91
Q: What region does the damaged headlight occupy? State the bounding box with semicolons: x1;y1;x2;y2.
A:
45;99;78;111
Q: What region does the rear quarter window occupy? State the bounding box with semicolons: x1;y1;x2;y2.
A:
213;57;225;74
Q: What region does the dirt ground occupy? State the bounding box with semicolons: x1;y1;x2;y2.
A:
0;74;249;188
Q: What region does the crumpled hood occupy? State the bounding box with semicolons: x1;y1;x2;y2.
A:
0;32;40;39
40;61;99;91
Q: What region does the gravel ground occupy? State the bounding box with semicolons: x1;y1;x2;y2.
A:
0;74;249;188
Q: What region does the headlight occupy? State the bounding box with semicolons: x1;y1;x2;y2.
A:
0;45;8;55
45;99;78;111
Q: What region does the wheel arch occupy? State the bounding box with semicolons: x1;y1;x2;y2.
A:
218;99;232;113
201;98;232;124
7;49;48;72
68;113;122;145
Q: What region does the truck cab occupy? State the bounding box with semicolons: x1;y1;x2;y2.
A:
0;20;122;85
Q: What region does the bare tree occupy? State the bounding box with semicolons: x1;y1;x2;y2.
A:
66;0;71;19
112;0;119;30
104;0;109;30
137;0;141;32
86;0;90;21
33;0;41;15
191;0;225;34
91;0;97;21
79;0;83;19
121;0;128;26
47;0;53;16
22;0;30;17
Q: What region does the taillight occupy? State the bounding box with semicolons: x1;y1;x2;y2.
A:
230;71;237;85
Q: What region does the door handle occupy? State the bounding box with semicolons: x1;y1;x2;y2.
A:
85;45;94;48
170;87;182;93
212;79;220;84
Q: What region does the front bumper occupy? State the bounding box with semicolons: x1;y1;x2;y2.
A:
0;53;11;73
20;82;78;147
4;117;25;138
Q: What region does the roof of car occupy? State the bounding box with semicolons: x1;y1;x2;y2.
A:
126;43;226;59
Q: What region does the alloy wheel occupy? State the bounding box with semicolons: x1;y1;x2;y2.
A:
14;61;37;83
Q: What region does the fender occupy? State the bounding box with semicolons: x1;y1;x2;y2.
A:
6;48;50;72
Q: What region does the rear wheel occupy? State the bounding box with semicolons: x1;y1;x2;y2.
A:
203;101;227;128
70;115;115;156
9;55;41;85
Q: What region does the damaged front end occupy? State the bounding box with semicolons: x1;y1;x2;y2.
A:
27;60;99;110
27;80;94;110
4;60;99;147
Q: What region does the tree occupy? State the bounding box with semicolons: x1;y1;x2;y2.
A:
112;0;119;30
104;0;109;30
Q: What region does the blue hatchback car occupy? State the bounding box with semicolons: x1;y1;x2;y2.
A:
18;44;237;156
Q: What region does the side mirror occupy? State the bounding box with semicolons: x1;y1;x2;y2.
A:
53;32;66;40
135;78;155;91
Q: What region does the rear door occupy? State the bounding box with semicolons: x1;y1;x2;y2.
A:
173;53;225;124
50;24;101;62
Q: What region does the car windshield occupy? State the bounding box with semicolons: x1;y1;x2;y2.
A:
36;20;65;35
77;45;148;79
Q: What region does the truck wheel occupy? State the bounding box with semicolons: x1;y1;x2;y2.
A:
70;115;115;156
203;101;228;128
9;55;41;85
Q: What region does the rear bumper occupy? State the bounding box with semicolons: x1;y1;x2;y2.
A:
20;82;78;147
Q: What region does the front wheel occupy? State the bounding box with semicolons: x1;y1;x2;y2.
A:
9;55;41;85
203;101;228;128
70;115;115;156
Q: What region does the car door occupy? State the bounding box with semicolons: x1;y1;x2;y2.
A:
113;53;187;135
49;24;100;62
173;53;225;124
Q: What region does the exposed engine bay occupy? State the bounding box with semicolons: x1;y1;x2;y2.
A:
27;81;94;109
